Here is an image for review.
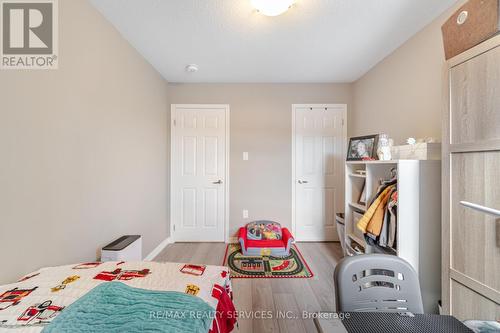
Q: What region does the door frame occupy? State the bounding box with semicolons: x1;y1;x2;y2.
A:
291;104;347;241
170;104;230;243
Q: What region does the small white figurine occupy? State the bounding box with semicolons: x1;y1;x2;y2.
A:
377;134;392;161
407;137;417;145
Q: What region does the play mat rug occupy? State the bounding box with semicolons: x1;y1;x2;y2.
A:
223;243;313;279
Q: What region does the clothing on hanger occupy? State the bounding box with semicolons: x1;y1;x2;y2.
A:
357;185;395;237
369;179;397;207
358;167;399;251
378;188;396;247
387;191;398;248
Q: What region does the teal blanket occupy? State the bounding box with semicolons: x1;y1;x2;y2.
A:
42;282;215;333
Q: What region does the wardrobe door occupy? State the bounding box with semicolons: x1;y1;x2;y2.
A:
445;35;500;320
451;281;500;321
450;45;500;145
450;151;500;319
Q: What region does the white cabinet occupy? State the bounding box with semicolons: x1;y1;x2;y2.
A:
344;160;441;313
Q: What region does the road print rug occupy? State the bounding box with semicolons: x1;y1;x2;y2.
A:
223;243;313;279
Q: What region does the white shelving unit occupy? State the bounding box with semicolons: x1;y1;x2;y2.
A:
344;160;441;314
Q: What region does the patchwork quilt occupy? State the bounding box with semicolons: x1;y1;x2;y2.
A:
0;261;236;333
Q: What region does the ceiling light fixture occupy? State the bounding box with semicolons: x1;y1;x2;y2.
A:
251;0;295;17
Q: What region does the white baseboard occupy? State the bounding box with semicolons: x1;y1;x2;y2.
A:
143;237;172;261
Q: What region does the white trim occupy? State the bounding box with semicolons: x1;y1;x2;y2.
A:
143;237;172;261
170;105;178;243
170;105;175;243
224;106;230;243
291;107;297;237
170;104;230;243
291;104;348;240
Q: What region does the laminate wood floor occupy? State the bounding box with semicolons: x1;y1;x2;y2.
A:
154;242;343;333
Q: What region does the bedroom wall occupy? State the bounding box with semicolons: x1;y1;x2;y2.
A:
0;0;170;284
167;83;352;237
351;1;466;144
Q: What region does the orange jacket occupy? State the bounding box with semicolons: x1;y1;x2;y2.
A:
356;185;395;236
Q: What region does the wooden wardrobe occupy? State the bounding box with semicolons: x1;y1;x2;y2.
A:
442;34;500;320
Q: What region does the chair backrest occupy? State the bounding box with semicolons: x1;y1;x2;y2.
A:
334;254;424;314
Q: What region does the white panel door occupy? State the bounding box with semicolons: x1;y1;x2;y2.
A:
294;105;346;241
171;105;228;242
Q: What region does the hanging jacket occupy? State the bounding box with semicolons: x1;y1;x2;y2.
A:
368;179;397;207
387;190;398;248
379;188;397;248
356;185;395;237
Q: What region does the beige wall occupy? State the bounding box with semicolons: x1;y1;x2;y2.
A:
351;1;465;144
0;0;170;284
168;83;352;236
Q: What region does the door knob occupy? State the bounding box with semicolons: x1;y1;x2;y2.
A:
213;180;223;185
298;180;309;184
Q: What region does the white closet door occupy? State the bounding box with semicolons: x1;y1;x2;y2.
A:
294;105;346;241
171;105;228;242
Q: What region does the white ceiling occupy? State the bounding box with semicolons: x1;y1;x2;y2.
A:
89;0;456;83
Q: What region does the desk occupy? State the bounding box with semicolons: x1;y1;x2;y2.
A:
314;312;473;333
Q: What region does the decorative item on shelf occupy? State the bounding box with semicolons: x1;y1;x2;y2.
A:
358;182;367;206
407;137;417;145
377;134;393;161
391;137;441;160
407;137;418;158
346;134;379;161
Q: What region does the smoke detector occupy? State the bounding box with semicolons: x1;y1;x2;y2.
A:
185;64;199;73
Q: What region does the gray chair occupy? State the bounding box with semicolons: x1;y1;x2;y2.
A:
334;254;424;314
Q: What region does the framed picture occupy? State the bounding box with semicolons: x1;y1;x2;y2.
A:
346;135;379;161
358;182;366;206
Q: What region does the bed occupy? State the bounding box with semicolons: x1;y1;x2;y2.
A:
0;261;237;332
